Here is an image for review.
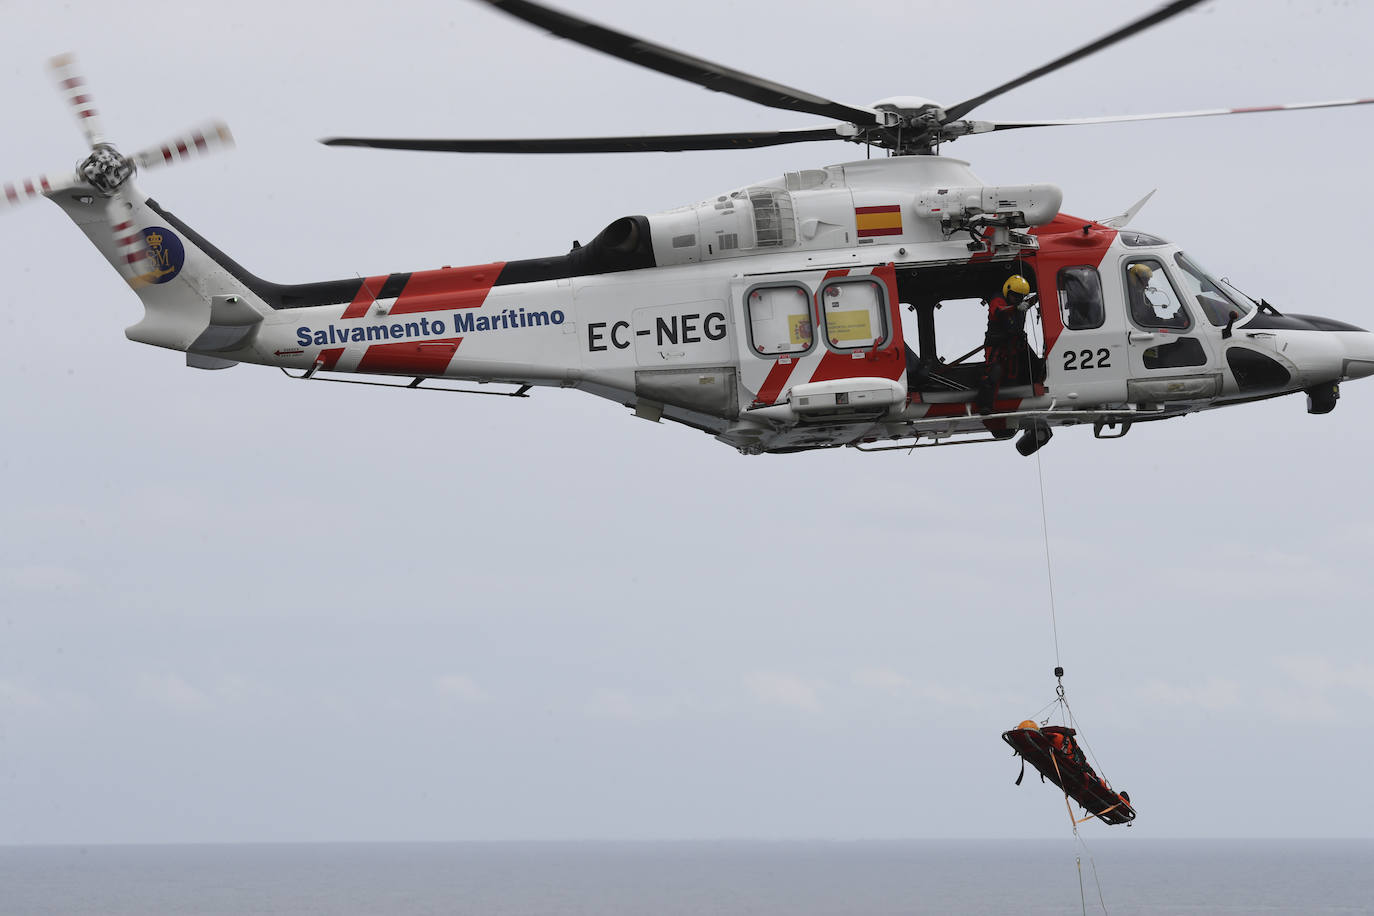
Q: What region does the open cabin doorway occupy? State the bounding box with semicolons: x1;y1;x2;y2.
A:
895;261;1045;401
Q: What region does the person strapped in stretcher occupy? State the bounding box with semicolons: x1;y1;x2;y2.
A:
1002;720;1135;826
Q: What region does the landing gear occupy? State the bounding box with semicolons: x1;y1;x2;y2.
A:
1016;421;1053;456
1306;382;1339;415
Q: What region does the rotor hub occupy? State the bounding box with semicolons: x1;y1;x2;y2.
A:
78;145;134;197
869;96;946;126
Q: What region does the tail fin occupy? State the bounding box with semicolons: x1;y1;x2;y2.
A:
48;181;266;365
12;53;256;366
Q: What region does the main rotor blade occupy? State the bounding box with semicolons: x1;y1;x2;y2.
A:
977;97;1374;132
943;0;1207;123
321;126;848;154
475;0;879;126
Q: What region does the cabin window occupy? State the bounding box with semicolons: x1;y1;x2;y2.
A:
1058;266;1104;330
746;283;814;356
1124;258;1191;330
819;278;888;350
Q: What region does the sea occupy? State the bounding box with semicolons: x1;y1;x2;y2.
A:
1;839;1370;915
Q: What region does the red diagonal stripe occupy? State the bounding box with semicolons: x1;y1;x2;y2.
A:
60;77;82;89
392;263;505;314
341;275;387;319
754;358;800;406
4;185;17;203
318;347;346;371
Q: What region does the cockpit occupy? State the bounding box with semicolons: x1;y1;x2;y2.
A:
1170;251;1255;327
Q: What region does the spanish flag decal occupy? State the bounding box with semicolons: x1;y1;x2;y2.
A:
855;205;903;238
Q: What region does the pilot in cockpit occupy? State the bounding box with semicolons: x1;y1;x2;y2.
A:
1126;262;1156;325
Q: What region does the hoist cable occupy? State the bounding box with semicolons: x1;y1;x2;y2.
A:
1034;448;1063;669
1024;348;1107;913
1021;282;1063;671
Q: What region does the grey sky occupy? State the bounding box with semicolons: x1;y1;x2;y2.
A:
2;0;1372;844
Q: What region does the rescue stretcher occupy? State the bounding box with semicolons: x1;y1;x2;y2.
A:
1002;724;1135;826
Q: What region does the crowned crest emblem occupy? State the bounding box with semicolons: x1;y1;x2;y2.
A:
138;226;185;284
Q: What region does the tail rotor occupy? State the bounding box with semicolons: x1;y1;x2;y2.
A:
3;53;234;283
131;122;235;173
2;171;81;210
48;52;108;149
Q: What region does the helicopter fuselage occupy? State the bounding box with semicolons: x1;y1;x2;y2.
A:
50;154;1374;455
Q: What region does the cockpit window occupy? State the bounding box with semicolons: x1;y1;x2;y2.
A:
1173;252;1255;327
1124;258;1191;330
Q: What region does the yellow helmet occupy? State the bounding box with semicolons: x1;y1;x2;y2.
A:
1129;263;1153;284
1016;720;1039;731
1003;275;1031;298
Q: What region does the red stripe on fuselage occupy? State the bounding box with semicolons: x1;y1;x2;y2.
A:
318;347;345;371
390;263;505;314
341;275;387;319
754;358;801;406
357;337;463;375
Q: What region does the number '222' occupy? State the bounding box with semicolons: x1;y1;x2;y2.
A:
1063;348;1111;371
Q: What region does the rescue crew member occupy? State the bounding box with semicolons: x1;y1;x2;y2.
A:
977;275;1034;413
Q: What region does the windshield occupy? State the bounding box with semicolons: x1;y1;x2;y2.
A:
1173;252;1254;327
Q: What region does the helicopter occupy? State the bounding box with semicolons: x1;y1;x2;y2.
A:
5;0;1374;456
